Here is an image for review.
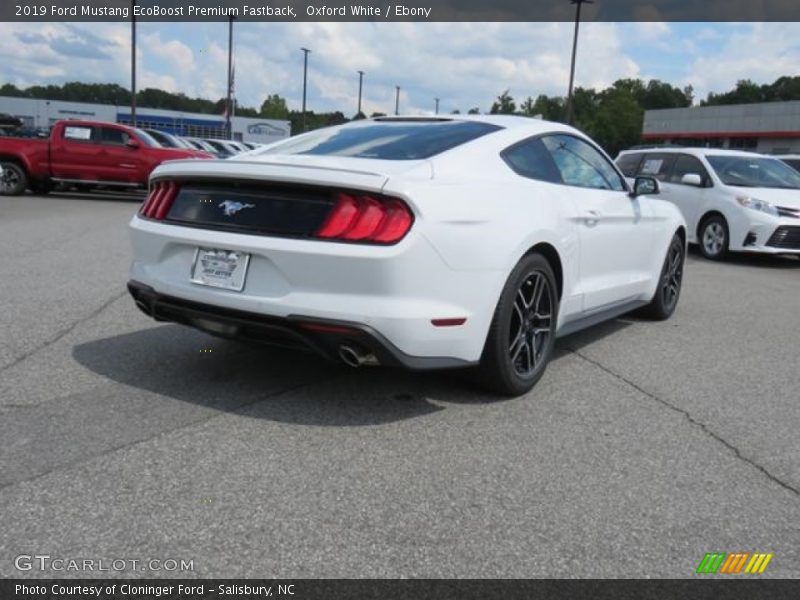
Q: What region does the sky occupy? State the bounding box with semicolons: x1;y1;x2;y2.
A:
0;21;799;116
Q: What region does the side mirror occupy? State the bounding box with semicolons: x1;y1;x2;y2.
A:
125;138;140;150
681;173;703;187
630;176;660;198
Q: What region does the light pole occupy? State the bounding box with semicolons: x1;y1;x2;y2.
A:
131;0;136;126
301;47;311;131
435;98;439;115
395;86;400;116
565;0;592;125
357;70;364;117
225;16;235;139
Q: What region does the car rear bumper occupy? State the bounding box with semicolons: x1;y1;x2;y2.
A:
128;280;476;370
128;215;505;362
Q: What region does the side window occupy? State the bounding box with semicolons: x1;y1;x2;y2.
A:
541;134;626;191
501;138;562;184
639;154;676;182
670;155;711;187
98;127;130;145
616;153;644;178
63;126;93;142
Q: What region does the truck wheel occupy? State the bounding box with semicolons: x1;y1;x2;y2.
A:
0;162;28;196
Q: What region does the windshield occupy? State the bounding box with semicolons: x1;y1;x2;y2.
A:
261;120;502;160
132;128;160;148
706;155;800;189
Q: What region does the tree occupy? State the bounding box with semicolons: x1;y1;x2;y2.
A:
490;90;516;114
450;109;461;114
467;107;480;115
519;97;537;116
702;79;764;106
589;86;644;157
352;111;367;120
531;94;565;121
259;94;289;119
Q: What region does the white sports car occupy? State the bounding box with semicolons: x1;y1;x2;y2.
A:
128;116;686;395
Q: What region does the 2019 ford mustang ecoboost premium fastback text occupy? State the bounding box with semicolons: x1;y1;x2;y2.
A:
128;116;686;395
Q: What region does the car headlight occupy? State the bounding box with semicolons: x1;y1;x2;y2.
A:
736;196;779;216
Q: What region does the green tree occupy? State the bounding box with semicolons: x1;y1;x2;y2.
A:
259;94;289;119
490;90;516;114
467;107;480;115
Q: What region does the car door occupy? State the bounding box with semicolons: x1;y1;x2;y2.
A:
93;126;147;183
661;154;712;239
541;134;658;312
49;123;99;179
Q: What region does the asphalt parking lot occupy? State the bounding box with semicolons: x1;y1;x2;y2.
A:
1;192;799;579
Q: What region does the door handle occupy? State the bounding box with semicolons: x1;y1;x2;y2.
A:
583;209;602;225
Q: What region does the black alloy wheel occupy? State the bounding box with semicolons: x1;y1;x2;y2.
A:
479;253;558;396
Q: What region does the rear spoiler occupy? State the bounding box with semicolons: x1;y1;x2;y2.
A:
151;158;390;193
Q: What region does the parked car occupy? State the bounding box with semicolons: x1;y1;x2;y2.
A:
179;137;220;156
143;128;195;150
128;116;686;395
775;154;800;172
0;120;213;195
616;147;800;259
202;138;240;157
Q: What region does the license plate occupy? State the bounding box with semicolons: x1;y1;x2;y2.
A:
190;247;250;292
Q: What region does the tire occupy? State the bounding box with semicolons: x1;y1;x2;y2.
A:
640;233;685;320
478;253;559;396
698;215;729;260
0;162;28;196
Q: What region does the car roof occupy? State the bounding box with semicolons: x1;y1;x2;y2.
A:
368;114;575;136
618;147;768;159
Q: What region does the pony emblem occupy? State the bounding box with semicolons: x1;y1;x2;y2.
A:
219;200;255;216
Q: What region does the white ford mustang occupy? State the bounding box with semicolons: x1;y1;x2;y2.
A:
128;116;686;395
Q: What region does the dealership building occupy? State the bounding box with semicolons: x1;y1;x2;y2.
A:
642;101;800;154
0;96;290;143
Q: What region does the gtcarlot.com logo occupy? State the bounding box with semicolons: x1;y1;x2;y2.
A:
14;554;194;573
696;552;773;574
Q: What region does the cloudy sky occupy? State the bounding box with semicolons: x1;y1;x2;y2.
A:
0;22;798;116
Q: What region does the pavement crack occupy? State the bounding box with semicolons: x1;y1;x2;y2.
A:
0;290;127;376
566;346;800;498
0;374;344;492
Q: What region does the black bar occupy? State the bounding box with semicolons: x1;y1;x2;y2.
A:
5;1;800;22
3;579;800;600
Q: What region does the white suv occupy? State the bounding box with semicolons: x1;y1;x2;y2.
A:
616;147;800;259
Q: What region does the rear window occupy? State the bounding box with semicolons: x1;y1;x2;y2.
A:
261;120;503;160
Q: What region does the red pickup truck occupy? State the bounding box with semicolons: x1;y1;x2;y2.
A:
0;119;213;195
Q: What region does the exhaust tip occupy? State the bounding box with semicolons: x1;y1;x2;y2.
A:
338;344;378;368
133;298;152;316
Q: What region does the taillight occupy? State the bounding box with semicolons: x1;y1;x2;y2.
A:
316;192;413;244
140;181;180;220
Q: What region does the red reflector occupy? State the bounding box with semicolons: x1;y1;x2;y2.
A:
342;196;385;240
431;318;467;327
317;193;360;238
298;322;359;335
